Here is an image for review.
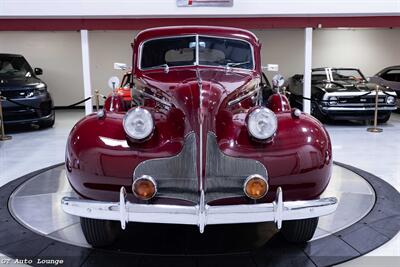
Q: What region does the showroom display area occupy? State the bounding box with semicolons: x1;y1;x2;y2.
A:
1;0;400;266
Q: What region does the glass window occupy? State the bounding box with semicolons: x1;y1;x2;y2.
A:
198;37;253;69
331;69;365;81
121;73;131;88
140;35;254;70
141;36;196;69
311;68;365;82
312;70;329;82
0;56;32;78
381;69;400;82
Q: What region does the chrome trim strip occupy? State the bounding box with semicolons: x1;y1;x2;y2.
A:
132;87;172;107
61;187;338;233
323;91;397;98
227;88;258;107
197;69;204;192
243;174;268;200
119;187;128;230
132;175;157;200
322;106;397;111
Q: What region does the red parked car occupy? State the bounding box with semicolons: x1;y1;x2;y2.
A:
61;26;338;247
110;71;133;108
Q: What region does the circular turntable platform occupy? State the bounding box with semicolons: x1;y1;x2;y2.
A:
0;162;399;267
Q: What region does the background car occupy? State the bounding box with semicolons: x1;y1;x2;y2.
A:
370;65;400;109
110;71;133;109
287;67;397;123
0;53;55;128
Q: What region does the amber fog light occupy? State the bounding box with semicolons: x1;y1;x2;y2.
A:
244;175;268;200
132;175;157;200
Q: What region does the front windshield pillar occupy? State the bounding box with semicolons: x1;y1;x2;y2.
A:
195;34;199;66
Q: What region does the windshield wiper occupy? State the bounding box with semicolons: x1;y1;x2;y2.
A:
225;61;250;70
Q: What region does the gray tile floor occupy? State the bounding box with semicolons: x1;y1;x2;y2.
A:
0;110;399;263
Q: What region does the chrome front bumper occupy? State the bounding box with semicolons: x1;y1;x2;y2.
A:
321;106;397;111
61;187;338;233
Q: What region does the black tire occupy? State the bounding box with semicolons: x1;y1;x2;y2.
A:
311;104;328;123
377;114;391;124
280;217;319;243
80;217;120;247
40;114;55;129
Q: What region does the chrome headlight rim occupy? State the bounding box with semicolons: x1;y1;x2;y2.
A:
123;107;154;141
132;175;158;200
328;96;338;105
243;174;269;200
247;106;278;141
386;95;396;105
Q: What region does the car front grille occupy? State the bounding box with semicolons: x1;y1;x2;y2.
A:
336;95;386;105
133;132;267;204
0;89;34;99
2;107;38;121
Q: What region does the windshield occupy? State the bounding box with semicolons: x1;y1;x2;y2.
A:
312;68;365;82
0;56;33;78
140;35;254;70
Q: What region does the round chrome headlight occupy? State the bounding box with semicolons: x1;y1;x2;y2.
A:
386;96;396;105
123;107;154;140
328;96;338;105
247;107;277;140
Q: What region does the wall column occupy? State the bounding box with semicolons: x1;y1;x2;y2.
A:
303;27;313;114
80;29;93;115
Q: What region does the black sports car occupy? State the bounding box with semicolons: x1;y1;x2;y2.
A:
287;68;397;123
0;54;55;128
370;65;400;109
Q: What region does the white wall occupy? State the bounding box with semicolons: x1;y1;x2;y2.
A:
253;29;304;81
89;31;137;98
1;28;399;106
0;31;84;106
0;0;398;17
313;28;400;77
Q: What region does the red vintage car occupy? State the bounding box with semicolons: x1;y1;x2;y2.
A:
62;26;338;247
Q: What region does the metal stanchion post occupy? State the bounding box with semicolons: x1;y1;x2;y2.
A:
367;85;383;133
95;90;100;111
0;94;12;141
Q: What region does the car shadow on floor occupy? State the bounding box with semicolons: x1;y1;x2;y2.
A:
102;222;278;255
3;123;49;134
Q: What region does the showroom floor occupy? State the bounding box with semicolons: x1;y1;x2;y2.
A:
0;109;399;266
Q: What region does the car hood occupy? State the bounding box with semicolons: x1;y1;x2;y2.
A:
0;76;43;90
316;80;394;93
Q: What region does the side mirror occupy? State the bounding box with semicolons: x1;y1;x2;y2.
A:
34;68;43;75
108;76;120;90
114;63;128;70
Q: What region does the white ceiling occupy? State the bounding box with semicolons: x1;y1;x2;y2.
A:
0;0;399;18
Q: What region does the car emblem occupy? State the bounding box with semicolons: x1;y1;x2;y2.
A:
19;92;25;96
